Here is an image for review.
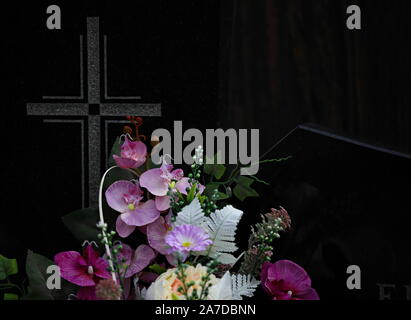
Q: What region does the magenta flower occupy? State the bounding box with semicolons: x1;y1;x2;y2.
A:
111;243;156;278
139;163;184;196
260;260;319;300
113;136;147;169
54;245;111;300
105;180;160;237
164;224;212;261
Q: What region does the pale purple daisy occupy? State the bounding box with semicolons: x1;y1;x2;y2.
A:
164;224;212;261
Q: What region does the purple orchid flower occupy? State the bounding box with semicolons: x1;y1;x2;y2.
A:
105;180;160;237
260;260;319;300
113;136;147;169
54;245;111;300
139;163;185;196
164;224;212;261
140;163;205;211
147;211;173;255
112;243;156;278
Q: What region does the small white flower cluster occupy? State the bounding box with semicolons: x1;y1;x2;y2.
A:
96;221;108;229
193;145;204;165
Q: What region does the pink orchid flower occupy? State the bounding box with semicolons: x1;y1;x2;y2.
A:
154;178;205;211
140;163;184;196
105;180;160;237
113;136;147;169
111;243;156;278
140;163;205;211
146;211;179;265
147;211;173;255
54;245;111;300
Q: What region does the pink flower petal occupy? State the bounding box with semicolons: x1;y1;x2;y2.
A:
92;258;111;280
116;243;134;266
155;195;170;211
197;183;205;194
147;216;169;255
116;138;147;169
77;286;97;300
83;245;100;266
175;178;205;195
121;200;160;226
166;254;178;266
164;209;173;225
261;260;318;300
175;178;191;194
116;215;136;238
125;245;156;278
268;260;312;289
139;168;168;196
105;180;142;213
122;277;132;299
113;155;138;169
54;251;95;287
170;168;184;180
297;287;320;300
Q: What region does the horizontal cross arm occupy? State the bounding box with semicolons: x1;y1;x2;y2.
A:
27;103;89;116
99;103;161;116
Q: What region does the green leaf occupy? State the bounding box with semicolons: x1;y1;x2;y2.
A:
62;208;100;243
186;183;198;202
204;183;229;201
204;183;218;196
215;191;229;200
24;250;56;300
4;293;19;300
204;163;226;180
0;255;18;280
148;264;166;275
233;176;259;201
23;250;77;300
204;153;226;180
108;136;122;167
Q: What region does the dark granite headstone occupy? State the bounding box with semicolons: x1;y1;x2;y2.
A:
240;124;411;300
1;1;220;279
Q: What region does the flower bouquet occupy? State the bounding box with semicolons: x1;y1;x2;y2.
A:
2;118;318;301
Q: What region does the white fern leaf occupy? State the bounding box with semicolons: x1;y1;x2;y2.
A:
174;197;206;227
231;274;260;300
214;253;237;265
203;205;243;261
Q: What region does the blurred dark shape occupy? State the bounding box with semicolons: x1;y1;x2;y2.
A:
219;0;411;155
239;124;411;300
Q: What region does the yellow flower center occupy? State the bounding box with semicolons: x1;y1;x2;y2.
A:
182;241;192;248
127;203;135;210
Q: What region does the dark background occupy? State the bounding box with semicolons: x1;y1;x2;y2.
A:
1;0;410;300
